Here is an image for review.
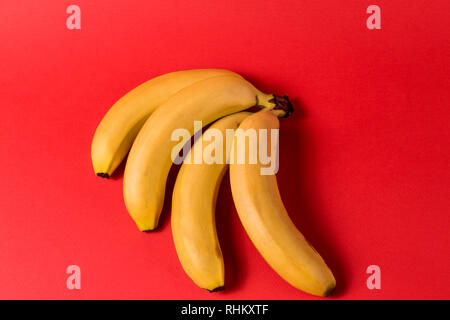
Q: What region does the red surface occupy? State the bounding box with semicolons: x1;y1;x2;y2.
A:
1;0;449;299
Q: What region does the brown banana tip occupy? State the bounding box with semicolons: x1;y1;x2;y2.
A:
206;286;225;293
96;172;110;179
269;94;294;118
323;283;336;297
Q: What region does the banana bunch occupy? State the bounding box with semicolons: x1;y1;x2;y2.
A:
91;69;336;297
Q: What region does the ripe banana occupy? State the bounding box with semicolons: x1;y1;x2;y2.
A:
229;109;336;297
172;111;251;292
91;69;241;178
123;75;293;231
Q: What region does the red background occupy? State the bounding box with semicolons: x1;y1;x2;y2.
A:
1;0;449;299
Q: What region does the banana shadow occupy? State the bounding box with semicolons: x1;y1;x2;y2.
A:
109;154;127;180
155;163;181;231
276;97;349;298
214;171;248;293
156;129;206;230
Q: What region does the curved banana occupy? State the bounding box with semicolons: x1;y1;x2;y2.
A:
172;111;251;292
229;109;336;297
123;75;293;231
91;69;241;178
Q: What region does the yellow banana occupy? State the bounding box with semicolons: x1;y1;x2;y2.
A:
229;109;336;297
91;69;241;178
172;111;251;292
123;75;293;231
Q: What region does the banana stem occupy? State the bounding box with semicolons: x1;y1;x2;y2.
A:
255;94;294;118
269;95;294;118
